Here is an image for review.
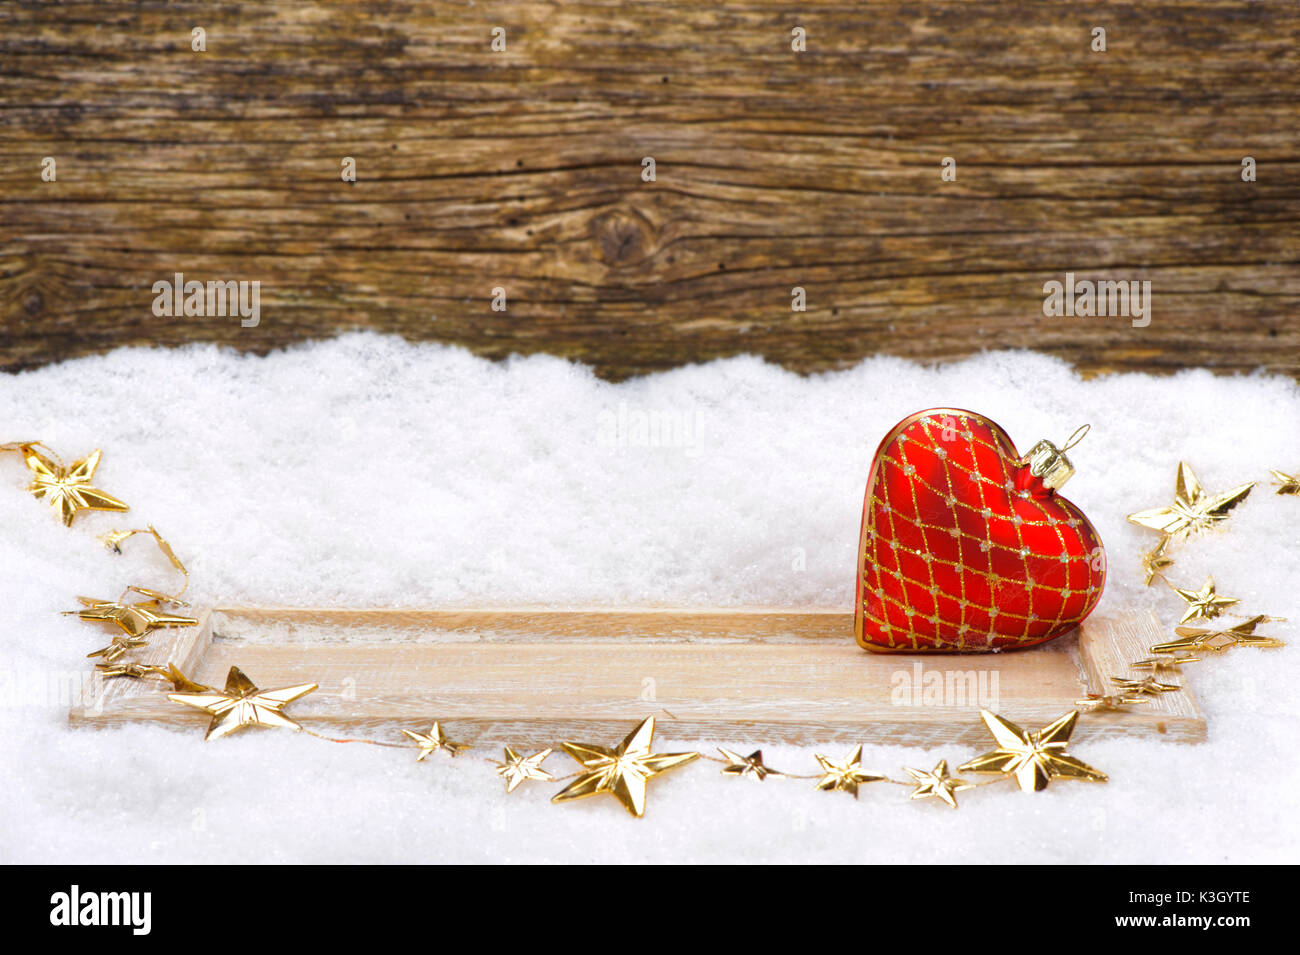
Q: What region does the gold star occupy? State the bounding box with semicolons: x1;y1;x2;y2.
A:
20;445;129;526
168;666;317;741
86;634;148;662
1270;469;1300;495
814;745;885;798
552;716;698;817
403;722;470;760
64;597;197;639
95;661;211;691
903;759;972;809
1149;631;1208;655
493;747;555;792
1131;654;1200;672
959;710;1107;793
1110;674;1181;696
1074;693;1149;712
1172;576;1239;624
1154;615;1284;654
95;661;154;679
1140;537;1175;586
718;748;783;781
1127;462;1253;542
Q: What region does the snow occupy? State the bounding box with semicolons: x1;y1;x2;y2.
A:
1;334;1296;862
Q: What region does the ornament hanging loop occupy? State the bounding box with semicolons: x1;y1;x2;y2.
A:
1022;423;1090;493
1061;424;1091;453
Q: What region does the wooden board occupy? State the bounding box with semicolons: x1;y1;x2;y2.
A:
69;607;1205;746
2;2;1298;380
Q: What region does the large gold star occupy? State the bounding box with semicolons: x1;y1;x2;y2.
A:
1153;615;1283;654
959;710;1107;793
21;445;129;526
493;747;555;792
814;745;884;797
1172;576;1239;624
1269;469;1300;495
718;748;783;781
904;759;972;809
168;666;317;741
64;597;198;638
552;716;698;817
1127;462;1253;542
1140;537;1175;587
403;722;470;760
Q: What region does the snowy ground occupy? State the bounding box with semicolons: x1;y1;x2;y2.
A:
1;334;1296;863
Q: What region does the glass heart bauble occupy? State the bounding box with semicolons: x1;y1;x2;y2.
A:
854;408;1105;652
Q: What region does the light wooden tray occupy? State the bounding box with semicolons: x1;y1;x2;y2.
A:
69;607;1205;746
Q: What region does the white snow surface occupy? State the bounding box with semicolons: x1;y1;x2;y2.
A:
0;334;1296;863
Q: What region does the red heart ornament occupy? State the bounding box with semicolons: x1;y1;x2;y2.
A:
854;409;1104;653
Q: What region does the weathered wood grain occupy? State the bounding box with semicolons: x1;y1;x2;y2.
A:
70;607;1206;746
2;2;1297;378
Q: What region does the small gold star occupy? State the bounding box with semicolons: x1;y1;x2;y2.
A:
903;759;972;810
64;597;198;638
168;666;317;741
1154;615;1284;654
493;747;555;792
814;745;885;798
1269;469;1300;495
1131;654;1200;672
1140;537;1175;586
403;722;470;760
20;445;129;526
95;661;154;679
86;634;148;662
1127;462;1253;542
1110;674;1181;696
959;710;1107;793
96;661;211;691
552;716;698;817
1150;632;1208;655
1173;576;1239;624
718;748;783;781
1074;693;1149;712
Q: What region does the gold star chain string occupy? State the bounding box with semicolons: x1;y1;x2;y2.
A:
1106;460;1290;698
20;446;1292;818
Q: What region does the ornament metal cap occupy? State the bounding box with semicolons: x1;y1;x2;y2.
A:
1023;424;1090;491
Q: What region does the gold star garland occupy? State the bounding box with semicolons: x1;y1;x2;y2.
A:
11;446;1292;816
1106;460;1289;708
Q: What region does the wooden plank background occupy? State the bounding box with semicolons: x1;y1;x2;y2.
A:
2;2;1297;379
